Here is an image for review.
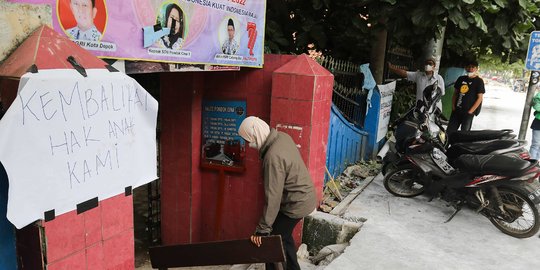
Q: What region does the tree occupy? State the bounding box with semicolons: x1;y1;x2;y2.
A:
265;0;540;65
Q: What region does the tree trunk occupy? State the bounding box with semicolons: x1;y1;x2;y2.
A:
370;28;388;84
422;25;446;74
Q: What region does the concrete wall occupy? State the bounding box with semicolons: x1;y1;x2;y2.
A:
0;2;51;62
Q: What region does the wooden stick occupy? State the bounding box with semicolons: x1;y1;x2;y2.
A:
325;166;343;201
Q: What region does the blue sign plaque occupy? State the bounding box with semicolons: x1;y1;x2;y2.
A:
201;100;246;169
525;31;540;70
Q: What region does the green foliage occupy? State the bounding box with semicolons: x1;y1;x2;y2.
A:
264;0;379;62
389;80;416;124
265;0;540;65
478;53;526;78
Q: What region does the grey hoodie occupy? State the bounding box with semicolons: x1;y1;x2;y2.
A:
255;129;317;234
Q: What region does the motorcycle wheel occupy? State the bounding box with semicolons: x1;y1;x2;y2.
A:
383;164;425;197
487;187;540;238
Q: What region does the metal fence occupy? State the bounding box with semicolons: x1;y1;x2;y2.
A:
315;56;371;181
316;56;367;128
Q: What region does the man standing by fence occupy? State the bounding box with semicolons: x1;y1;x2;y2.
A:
388;58;445;110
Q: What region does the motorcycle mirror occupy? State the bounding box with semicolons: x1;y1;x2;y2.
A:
416;100;424;109
422;83;443;113
423;85;433;103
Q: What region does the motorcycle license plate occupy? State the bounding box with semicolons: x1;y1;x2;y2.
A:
431;148;454;174
528;186;540;204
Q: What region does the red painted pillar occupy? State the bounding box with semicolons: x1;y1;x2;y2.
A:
270;54;334;244
160;73;204;244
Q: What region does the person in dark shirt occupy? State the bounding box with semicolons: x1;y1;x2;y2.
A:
447;60;485;133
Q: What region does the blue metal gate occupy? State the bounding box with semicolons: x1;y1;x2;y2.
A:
325;105;369;180
318;57;375;181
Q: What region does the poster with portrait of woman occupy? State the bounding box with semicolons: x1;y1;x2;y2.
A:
154;2;185;50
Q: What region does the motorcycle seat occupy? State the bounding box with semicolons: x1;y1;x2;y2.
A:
449;129;515;144
446;139;520;160
453;154;533;177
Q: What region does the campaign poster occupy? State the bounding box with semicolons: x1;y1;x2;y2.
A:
10;0;266;68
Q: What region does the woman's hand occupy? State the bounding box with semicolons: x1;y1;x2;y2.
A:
250;235;262;247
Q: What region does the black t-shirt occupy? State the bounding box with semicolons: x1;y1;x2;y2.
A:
453;76;485;115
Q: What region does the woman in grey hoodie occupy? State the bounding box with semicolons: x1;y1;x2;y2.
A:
238;116;317;270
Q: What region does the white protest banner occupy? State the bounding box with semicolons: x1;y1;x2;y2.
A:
376;81;396;142
0;69;158;229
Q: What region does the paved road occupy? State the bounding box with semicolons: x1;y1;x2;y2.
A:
473;81;532;143
325;81;540;270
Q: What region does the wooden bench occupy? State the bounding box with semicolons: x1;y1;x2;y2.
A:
149;235;285;269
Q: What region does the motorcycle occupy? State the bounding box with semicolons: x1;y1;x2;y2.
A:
382;83;528;174
383;111;540;238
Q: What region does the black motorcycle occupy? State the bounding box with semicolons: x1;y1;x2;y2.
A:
383;83;527;174
383;121;540;238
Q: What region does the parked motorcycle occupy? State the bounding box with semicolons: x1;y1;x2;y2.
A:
448;128;515;145
383;119;540;238
382;83;528;174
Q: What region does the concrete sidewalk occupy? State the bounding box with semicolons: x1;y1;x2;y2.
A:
325;82;540;270
325;173;540;270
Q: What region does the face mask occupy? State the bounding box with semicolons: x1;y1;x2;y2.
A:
467;72;476;77
248;141;258;149
425;65;434;72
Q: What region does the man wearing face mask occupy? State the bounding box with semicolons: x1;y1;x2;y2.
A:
388;58;445;110
447;60;485;133
238;116;317;270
